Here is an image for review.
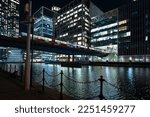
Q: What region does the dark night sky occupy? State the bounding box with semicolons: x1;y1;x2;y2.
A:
20;0;130;14
20;0;130;32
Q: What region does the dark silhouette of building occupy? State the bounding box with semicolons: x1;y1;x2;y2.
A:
118;0;150;62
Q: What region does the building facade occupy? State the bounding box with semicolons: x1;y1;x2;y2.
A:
53;0;103;62
55;0;91;47
91;9;118;61
34;6;55;38
118;0;150;62
0;0;20;61
91;0;150;62
0;0;19;37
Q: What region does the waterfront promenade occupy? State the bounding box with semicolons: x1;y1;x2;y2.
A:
0;70;75;100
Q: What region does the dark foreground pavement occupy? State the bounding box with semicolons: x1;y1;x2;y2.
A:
0;70;75;100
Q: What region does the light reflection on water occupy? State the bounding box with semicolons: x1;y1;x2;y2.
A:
6;63;150;100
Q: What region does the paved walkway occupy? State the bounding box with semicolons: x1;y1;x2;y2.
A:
0;70;75;100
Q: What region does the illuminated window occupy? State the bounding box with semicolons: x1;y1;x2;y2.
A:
101;31;108;35
70;13;73;16
74;14;78;18
85;19;89;23
78;42;82;45
126;32;131;36
79;8;82;12
70;8;73;12
85;11;89;16
78;25;82;28
119;20;127;25
121;31;131;37
78;37;82;40
74;34;77;37
78;17;81;20
66;11;70;14
119;26;127;31
73;19;77;22
85;27;89;31
78;4;82;8
78;33;82;36
85;23;89;27
145;36;148;41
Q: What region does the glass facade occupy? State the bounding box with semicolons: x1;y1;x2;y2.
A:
118;0;150;62
55;0;91;47
0;0;19;37
91;0;150;62
34;6;55;38
91;9;118;61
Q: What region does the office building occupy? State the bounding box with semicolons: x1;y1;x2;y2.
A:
118;0;150;62
0;0;20;61
54;0;103;62
51;6;61;12
34;6;55;38
0;0;19;37
91;0;150;62
55;0;102;47
91;9;118;61
32;6;60;62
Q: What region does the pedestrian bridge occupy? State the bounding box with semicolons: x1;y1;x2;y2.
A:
0;35;109;57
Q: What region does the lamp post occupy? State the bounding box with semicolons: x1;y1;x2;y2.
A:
24;0;32;91
30;17;34;87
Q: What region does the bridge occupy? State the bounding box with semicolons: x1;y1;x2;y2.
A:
0;35;108;57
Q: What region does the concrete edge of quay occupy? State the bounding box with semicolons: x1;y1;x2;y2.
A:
60;61;150;67
88;62;150;67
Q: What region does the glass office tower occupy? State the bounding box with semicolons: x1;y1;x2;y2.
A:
34;6;55;38
32;6;58;62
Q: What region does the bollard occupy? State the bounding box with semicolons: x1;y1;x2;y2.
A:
4;64;5;71
1;64;3;70
99;75;105;100
60;70;63;100
10;64;12;73
42;69;45;92
4;64;6;71
15;65;16;72
5;64;6;71
6;65;8;72
20;65;23;81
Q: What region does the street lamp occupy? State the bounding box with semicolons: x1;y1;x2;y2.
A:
24;0;32;91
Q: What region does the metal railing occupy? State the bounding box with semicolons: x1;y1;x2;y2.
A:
0;63;24;81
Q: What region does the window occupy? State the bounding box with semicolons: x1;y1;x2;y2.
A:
119;20;127;25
